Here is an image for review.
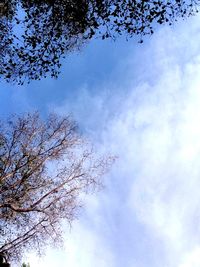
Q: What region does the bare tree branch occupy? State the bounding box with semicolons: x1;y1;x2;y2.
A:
0;112;114;264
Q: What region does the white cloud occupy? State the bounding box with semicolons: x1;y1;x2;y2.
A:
179;246;200;267
30;15;200;267
28;220;115;267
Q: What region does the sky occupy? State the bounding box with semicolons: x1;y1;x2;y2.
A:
1;12;200;267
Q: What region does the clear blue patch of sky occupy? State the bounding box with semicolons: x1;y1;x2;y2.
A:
24;37;137;108
0;35;150;115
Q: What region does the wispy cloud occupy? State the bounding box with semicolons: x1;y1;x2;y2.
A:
30;15;200;267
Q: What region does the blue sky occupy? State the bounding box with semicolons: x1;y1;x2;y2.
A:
1;14;200;267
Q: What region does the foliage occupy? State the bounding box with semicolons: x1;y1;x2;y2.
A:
0;112;113;263
21;263;30;267
0;0;199;84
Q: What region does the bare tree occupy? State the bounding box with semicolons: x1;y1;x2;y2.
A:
0;112;113;264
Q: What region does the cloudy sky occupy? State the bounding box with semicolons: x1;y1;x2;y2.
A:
1;13;200;267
